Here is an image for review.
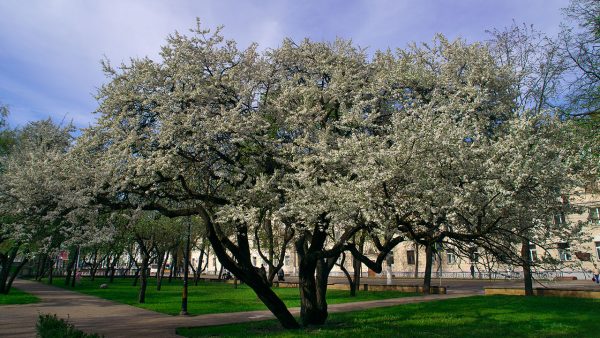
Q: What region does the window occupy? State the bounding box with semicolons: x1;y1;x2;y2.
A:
446;250;456;264
558;242;572;261
406;250;415;265
529;244;538;262
589;207;600;225
469;248;479;263
553;212;566;225
596;242;600;260
284;255;290;266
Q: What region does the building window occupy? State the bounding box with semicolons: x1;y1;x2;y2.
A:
553;212;566;225
406;250;415;265
589;207;600;225
529;244;538;262
446;250;456;264
469;248;479;263
558;242;572;261
284;255;290;266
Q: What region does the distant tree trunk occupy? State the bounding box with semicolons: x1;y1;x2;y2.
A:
423;243;434;295
218;264;224;280
337;252;356;296
108;254;120;283
169;250;178;283
35;254;48;281
414;242;420;279
521;240;534;296
194;248;205;286
64;249;77;286
71;246;80;287
138;255;150;303
47;261;54;285
157;251;169;290
155;250;165;291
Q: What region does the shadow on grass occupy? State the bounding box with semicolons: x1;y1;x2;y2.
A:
177;295;600;337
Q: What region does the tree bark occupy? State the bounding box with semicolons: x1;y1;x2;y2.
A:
64;249;77;287
414;242;420;279
138;255;150;303
5;258;28;293
423;243;434;294
0;246;19;293
521;240;534;296
157;251;169;290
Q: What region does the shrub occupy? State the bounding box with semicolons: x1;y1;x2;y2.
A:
36;314;102;338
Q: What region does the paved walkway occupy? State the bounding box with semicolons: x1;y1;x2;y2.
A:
0;279;476;338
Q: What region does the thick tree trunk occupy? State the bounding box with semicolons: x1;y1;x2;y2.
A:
197;211;299;329
521;241;534;296
423;243;434;294
0;246;19;293
5;258;28;293
297;255;327;326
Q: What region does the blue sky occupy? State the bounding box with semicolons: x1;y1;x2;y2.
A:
0;0;567;128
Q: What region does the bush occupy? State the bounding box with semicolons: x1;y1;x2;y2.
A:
36;314;102;338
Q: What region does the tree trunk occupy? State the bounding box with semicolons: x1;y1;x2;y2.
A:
35;254;48;281
0;246;19;293
194;248;204;286
47;262;54;285
156;250;165;291
108;254;120;283
414;242;420;279
521;241;534;296
157;251;169;290
169;251;178;283
198;212;299;329
337;253;356;297
423;243;434;294
64;249;77;287
297;255;327;326
138;256;150;303
5;258;28;293
218;264;224;280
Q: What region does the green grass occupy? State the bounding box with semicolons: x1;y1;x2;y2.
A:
43;277;417;316
176;295;600;337
0;287;40;305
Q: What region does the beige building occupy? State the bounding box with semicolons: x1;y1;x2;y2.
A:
196;189;600;281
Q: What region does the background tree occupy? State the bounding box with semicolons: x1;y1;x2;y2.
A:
0;119;73;293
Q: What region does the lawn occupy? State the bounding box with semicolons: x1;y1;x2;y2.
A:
0;287;40;305
177;295;600;337
43;277;418;316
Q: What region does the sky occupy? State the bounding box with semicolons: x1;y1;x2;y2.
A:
0;0;568;129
